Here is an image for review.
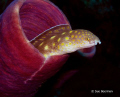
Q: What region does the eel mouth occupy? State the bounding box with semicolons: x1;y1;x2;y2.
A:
80;39;101;49
89;38;101;46
95;40;101;45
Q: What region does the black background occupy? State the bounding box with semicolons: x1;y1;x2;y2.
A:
1;0;120;97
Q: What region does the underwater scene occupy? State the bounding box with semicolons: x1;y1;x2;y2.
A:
0;0;120;97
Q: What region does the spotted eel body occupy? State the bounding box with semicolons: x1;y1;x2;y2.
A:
30;25;101;58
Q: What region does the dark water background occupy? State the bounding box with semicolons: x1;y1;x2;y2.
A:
0;0;120;97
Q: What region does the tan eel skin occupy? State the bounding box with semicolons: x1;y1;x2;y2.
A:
30;25;101;58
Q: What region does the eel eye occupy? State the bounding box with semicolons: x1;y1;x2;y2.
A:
86;38;89;41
